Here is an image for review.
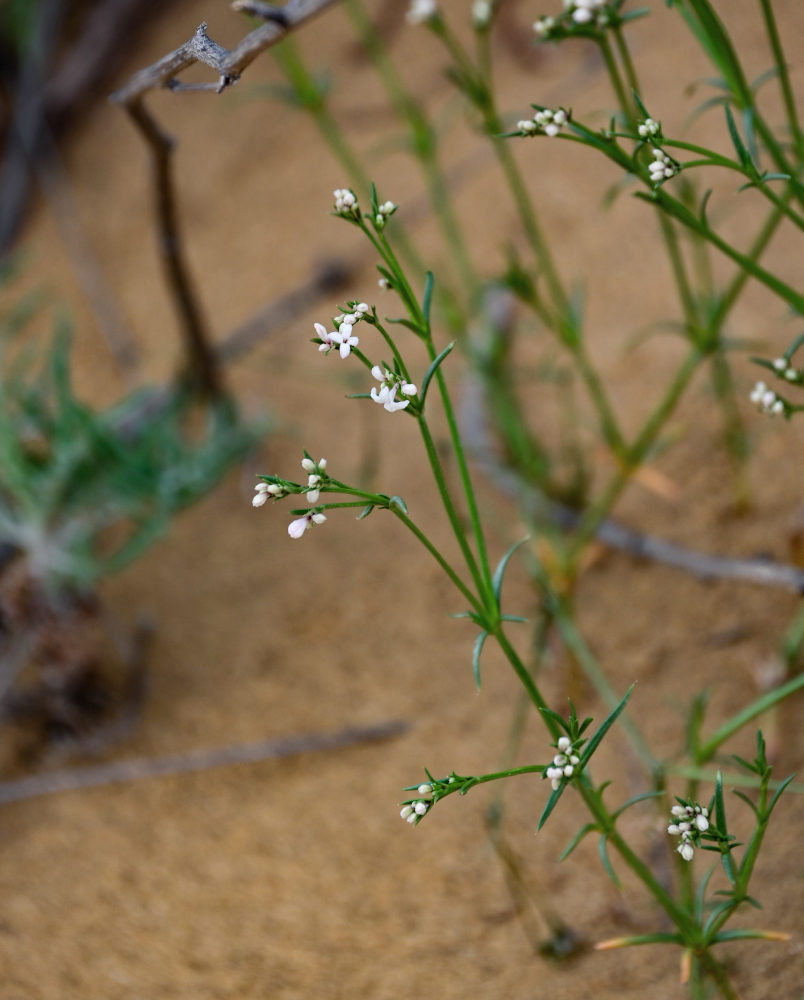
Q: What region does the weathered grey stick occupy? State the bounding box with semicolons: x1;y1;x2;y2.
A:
110;0;341;104
0;719;409;806
109;0;341;399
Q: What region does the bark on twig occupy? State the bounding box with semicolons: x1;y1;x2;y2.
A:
109;0;341;399
0;719;408;805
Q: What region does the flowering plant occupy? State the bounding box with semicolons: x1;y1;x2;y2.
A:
248;1;803;995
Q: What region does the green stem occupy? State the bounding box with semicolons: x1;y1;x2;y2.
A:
576;778;699;938
758;0;804;160
493;626;559;734
390;504;483;614
343;0;477;299
416;411;488;599
697;672;804;762
568;347;702;558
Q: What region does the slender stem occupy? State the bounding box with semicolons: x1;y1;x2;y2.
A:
697;672;804;762
430;357;495;606
569;347;702;558
416;411;487;598
576;778;700;938
758;0;804;160
597;34;632;120
343;0;477;298
390;505;483;613
698;951;740;1000
493;626;559;734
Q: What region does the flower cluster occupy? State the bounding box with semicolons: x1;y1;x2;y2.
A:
314;304;370;359
252;457;331;539
370;365;417;413
517;107;569;138
252;481;286;507
534;0;610;35
301;456;326;503
565;0;609;25
667;802;709;862
750;381;784;416
638;117;661;139
400;783;434;824
648;147;679;184
544;736;580;790
406;0;438;25
373;200;397;230
533;15;556;37
333;188;359;219
772;356;801;382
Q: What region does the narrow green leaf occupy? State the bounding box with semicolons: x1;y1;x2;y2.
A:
724;104;750;167
539;706;570;732
387;316;425;336
501;614;528;623
388;495;408;514
558;822;597;861
579;683;635;768
632;90;650;120
492;536;529;606
422;271;434;328
765;773;795;817
611;789;664;821
732;790;759;817
357;504;375;520
419;341;455;407
694;866;715;921
712;929;787;943
472;630;489;689
537;782;565;831
598;834;621;888
714;770;728;832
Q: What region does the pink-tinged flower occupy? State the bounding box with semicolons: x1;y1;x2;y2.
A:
288;511;327;539
315;322;339;354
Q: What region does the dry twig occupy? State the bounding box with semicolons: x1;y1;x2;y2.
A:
109;0;342;398
0;719;408;805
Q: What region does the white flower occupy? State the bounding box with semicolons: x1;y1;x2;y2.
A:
518;119;538;134
773;357;787;371
649;147;678;182
418;783;433;795
288;511;327;539
332;322;359;359
750;381;784;415
573;7;593;23
532;107;569;137
378;277;391;291
557;736;571;752
400;805;414;820
414;800;429;815
533;16;555;37
472;0;492;27
370;365;417;413
333;188;358;216
253;483;270;507
315;321;339;354
406;0;438;25
694;813;709;832
677;841;695;862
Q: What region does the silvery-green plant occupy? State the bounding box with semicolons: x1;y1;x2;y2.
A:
0;274;257;733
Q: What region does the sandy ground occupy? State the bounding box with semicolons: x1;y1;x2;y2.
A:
1;1;803;997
